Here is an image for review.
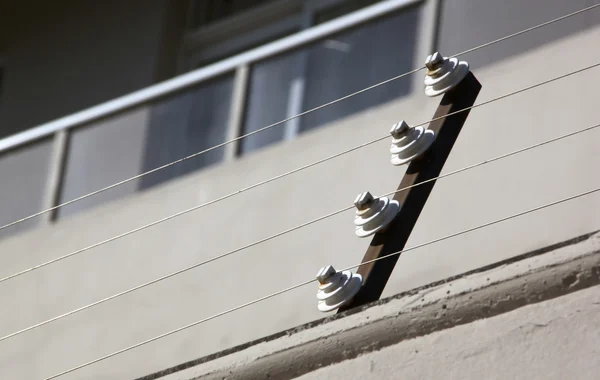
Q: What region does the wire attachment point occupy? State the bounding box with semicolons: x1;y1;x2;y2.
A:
390;120;435;166
354;191;399;238
316;265;362;312
424;52;470;97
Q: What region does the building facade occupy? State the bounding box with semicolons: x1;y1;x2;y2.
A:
0;0;599;378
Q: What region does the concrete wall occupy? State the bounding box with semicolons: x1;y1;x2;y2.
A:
299;285;600;380
0;0;171;137
1;2;600;380
150;230;600;380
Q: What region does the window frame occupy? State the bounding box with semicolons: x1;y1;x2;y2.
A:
183;0;375;144
181;0;354;70
237;0;427;154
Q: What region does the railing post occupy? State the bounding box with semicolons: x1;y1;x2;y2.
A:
43;129;69;223
413;0;442;91
338;71;482;312
224;65;250;161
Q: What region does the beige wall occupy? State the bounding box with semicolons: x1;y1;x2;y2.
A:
151;232;600;380
0;23;599;379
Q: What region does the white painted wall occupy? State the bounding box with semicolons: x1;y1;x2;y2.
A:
1;3;600;380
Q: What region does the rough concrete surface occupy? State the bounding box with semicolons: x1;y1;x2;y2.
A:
298;284;600;380
148;231;600;380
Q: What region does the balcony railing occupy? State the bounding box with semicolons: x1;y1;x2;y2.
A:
1;0;598;242
0;0;425;239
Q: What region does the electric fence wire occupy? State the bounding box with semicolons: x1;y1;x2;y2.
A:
1;3;598;233
4;4;597;378
2;59;599;287
43;185;600;380
4;116;600;342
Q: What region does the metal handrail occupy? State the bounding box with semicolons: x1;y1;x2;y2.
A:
0;0;419;154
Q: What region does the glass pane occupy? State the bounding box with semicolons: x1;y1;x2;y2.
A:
0;139;52;240
241;6;421;154
301;7;420;132
58;74;233;219
140;75;234;189
438;0;600;70
57;107;151;219
241;50;305;153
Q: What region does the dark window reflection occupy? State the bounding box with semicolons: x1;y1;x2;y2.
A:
140;75;234;189
241;6;421;154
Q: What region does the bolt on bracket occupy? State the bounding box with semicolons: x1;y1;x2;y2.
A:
316;265;362;312
354;191;400;238
424;51;469;97
389;120;435;166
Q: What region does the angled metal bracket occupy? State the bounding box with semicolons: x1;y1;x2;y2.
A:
338;71;482;312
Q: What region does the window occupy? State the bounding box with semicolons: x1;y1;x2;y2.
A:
183;0;418;155
183;0;305;69
182;0;384;70
241;4;421;154
57;74;235;219
58;0;420;218
139;74;234;190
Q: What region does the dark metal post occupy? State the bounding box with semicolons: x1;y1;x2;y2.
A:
338;72;482;312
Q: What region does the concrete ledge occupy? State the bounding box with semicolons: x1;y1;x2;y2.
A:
140;231;600;380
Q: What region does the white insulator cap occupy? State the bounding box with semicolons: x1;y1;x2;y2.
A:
316;265;362;312
389;120;435;166
354;191;400;238
423;52;469;97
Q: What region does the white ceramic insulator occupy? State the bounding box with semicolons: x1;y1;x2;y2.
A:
390;126;435;166
424;56;469;97
354;196;400;238
316;269;362;312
